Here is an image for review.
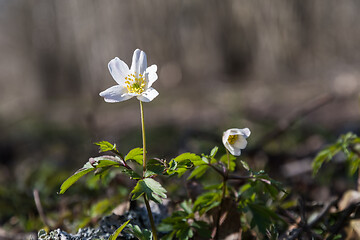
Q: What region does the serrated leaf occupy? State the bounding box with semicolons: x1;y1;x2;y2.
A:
145;158;165;177
174;153;202;166
166;158;193;177
95;141;117;153
126;224;152;240
59;156;123;194
125;148;143;165
176;224;192;240
108;220;130;240
59;165;95;194
180;200;193;215
131;178;167;203
187;165;208;180
144;178;167;198
119;167;141;179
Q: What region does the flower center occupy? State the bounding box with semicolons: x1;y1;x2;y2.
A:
125;72;146;94
228;135;238;144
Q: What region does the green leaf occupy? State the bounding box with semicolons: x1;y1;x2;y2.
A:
312;148;337;175
180;200;193;215
120;167;141;180
193;191;221;215
145;158;165;177
144;178;167;198
220;154;236;171
125;148;143;165
174;153;202;166
131;178;167;203
108;220;130;240
176;224;193;240
126;224;152;240
95;141;118;153
240;160;250;171
191;221;211;239
59;156;123;194
210;146;219;158
166;158;193;177
90;198;113;217
187;165;209;180
349;153;360;175
247;203;285;235
59;164;95;194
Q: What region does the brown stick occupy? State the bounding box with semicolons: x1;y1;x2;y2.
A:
33;189;51;228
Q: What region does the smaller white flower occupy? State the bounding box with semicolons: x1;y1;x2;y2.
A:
222;128;251;156
100;49;159;103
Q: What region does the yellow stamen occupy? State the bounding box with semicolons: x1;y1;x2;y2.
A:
125;72;146;94
228;135;238;144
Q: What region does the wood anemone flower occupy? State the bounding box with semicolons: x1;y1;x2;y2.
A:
100;49;159;103
222;128;251;156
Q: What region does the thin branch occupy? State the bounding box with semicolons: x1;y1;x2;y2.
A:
33;189;51;229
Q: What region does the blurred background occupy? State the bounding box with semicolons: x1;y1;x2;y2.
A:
1;0;360;238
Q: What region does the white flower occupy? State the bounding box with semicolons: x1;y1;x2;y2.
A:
100;49;159;103
222;128;251;156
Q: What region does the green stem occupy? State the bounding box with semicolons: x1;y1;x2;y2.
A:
143;195;158;240
226;148;231;170
139;100;158;240
140;100;147;177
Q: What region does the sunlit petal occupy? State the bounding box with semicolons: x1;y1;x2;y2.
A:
99;85;133;103
137;87;159;102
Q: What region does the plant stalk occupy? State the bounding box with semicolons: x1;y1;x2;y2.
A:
139;100;158;240
214;149;231;239
140;100;147;177
143;195;158;240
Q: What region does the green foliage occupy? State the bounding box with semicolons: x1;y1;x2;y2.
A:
237;177;287;236
187;165;209;180
312;132;360;175
95;141;118;153
193;191;222;215
220;153;236;171
125;148;144;165
246;203;283;235
108;219;130;240
126;224;152;240
166;153;196;177
159;200;211;240
59;156;124;194
131;178;167;203
145;158;166;177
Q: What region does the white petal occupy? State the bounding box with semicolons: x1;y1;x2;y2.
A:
229;128;251;138
233;136;248;149
99;85;133;103
130;49;147;76
136;87;159;102
222;130;231;147
146;64;158;88
230;148;241;156
240;128;251;138
108;57;129;85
